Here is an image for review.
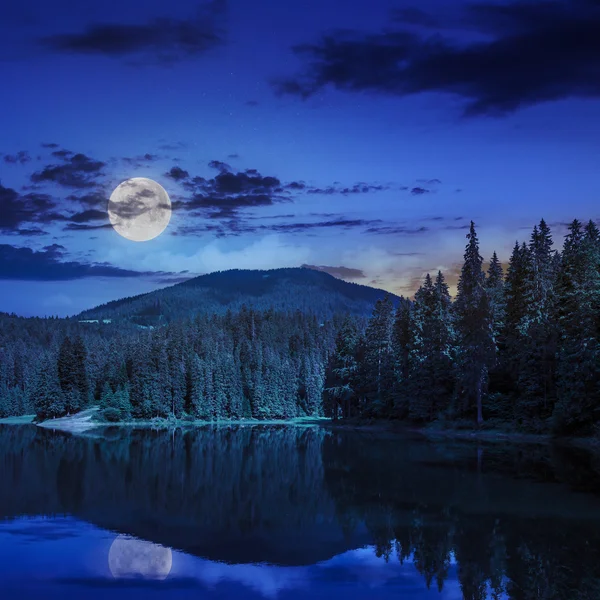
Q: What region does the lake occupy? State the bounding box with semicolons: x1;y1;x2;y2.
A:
0;424;599;599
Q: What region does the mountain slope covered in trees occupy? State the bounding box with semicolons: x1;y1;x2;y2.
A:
2;218;600;439
78;267;403;325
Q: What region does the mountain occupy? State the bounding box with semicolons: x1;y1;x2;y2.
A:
77;267;403;325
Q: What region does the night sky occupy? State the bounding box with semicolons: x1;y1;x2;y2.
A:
1;0;599;316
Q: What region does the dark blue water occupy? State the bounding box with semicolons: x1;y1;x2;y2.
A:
1;423;599;599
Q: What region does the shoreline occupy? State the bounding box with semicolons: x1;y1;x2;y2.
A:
321;418;600;451
2;411;599;451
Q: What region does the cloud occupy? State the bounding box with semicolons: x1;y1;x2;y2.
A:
173;164;288;219
3;151;31;164
301;264;366;280
64;223;113;231
269;218;380;233
67;190;108;207
0;243;165;281
410;187;430;195
208;160;231;172
6;228;48;237
273;0;600;116
365;225;429;235
68;209;107;223
165;166;190;181
51;149;73;159
41;142;59;149
0;185;63;232
304;183;389;195
121;153;158;167
41;0;226;64
31;152;105;188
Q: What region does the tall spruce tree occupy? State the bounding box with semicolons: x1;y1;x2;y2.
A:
515;220;557;428
453;221;495;425
391;299;412;417
407;274;435;421
326;316;361;419
363;295;395;416
553;220;600;434
486;251;505;345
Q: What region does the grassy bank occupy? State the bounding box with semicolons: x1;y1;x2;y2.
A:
0;415;36;425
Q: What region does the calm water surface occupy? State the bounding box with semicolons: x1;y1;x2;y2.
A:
1;424;600;599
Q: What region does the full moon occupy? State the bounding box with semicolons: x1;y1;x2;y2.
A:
108;535;173;580
108;177;171;242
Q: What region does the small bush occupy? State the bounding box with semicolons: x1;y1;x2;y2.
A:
102;407;121;423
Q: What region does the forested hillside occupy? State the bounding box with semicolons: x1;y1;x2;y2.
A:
78;267;402;325
0;309;339;421
2;218;599;438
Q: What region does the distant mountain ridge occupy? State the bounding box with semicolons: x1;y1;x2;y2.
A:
78;267;403;324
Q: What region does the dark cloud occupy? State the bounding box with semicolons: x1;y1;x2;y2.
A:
3;151;31;164
31;153;105;188
245;100;259;106
41;143;59;149
13;228;48;237
165;166;190;181
274;0;600;116
208;159;231;172
64;223;113;232
0;185;63;232
41;0;226;64
67;190;108;207
172;164;288;220
68;209;107;224
411;187;431;195
167;159;392;228
302;264;366;280
51;149;73;159
269;218;380;233
286;181;306;191
107;183;159;220
305;182;388;195
365;225;430;235
0;243;163;280
227;153;240;159
417;178;442;185
284;180;390;195
121;153;158;166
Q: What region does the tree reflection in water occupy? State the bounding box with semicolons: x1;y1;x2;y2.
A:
0;424;599;599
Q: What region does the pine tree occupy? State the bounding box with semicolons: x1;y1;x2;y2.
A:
430;271;456;416
391;299;411;417
71;336;89;406
326;316;361;419
32;355;65;421
514;220;558;428
486;251;505;345
363;295;395;416
553;220;600;434
407;274;436;421
57;336;75;393
453;221;495;425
